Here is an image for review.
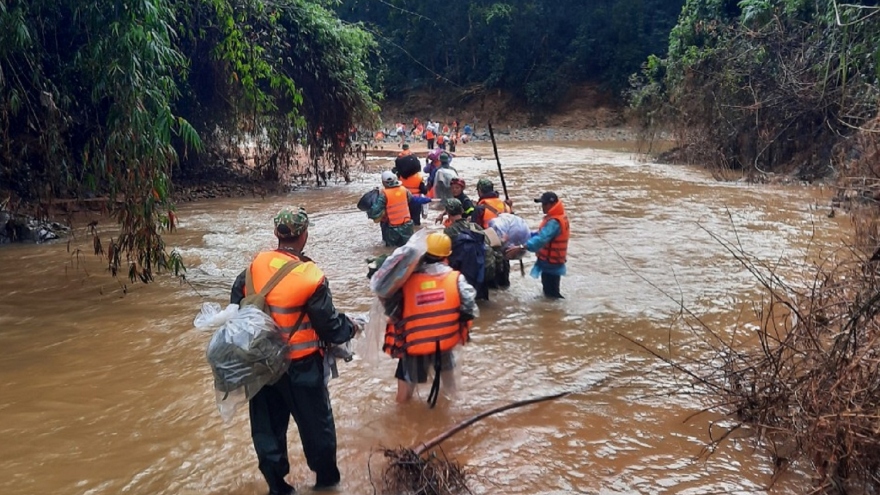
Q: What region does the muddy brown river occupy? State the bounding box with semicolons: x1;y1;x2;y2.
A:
0;141;845;494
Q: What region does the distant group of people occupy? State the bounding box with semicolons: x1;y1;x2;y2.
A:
385;117;474;151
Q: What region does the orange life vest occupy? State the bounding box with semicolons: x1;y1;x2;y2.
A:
383;321;401;357
382;185;411;226
477;197;511;228
400;173;424;196
436;135;445;145
398;149;413;158
426;129;435;140
397;270;466;356
246;251;324;361
536;201;570;264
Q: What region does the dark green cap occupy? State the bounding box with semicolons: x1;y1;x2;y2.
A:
273;207;310;238
444;198;463;215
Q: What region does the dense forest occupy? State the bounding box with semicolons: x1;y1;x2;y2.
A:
0;0;379;280
631;0;880;178
336;0;685;109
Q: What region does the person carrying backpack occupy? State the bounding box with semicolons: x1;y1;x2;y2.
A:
442;199;494;301
229;207;360;495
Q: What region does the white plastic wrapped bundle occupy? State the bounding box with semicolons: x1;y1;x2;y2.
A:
432;167;458;202
489;213;531;250
369;228;429;299
194;302;289;422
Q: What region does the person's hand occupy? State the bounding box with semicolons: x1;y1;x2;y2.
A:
505;244;526;258
348;316;365;336
434;213;444;225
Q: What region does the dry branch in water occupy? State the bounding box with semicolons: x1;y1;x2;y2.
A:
375;391;569;495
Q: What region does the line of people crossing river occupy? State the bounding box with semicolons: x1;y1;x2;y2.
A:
207;153;570;494
363;146;569;301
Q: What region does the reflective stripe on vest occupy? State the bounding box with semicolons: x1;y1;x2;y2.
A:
247;251;324;360
382;185;411;226
478;197;510;228
536;206;570;264
400;271;462;356
400;173;424;196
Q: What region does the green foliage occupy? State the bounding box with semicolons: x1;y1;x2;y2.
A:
336;0;685;110
0;0;192;282
631;0;880;178
173;0;380;180
0;0;379;283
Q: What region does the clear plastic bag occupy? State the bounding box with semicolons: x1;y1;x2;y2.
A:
432;168;458;202
195;302;289;422
193;302;240;329
369;228;429;299
356;299;388;365
489;213;531;250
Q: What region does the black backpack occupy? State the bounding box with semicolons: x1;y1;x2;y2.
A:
395;154;421;178
448;228;486;287
357;188;380;212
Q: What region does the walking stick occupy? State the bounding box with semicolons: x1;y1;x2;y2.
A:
487;121;526;277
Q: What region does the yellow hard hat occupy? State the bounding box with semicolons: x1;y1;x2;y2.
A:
426;232;452;258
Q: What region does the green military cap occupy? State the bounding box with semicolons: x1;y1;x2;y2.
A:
477;178;494;193
444;198;463;215
273;207;310;238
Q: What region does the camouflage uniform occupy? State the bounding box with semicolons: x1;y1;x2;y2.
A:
442;199;496;300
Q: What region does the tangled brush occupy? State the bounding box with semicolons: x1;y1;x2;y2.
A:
374;391;570;495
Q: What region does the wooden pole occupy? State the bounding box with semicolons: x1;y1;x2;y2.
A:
487;122;509;200
487;121;525;276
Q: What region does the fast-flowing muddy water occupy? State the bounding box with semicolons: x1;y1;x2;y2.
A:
0;141;845;494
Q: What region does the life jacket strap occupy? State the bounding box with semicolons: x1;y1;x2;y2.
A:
427;342;442;409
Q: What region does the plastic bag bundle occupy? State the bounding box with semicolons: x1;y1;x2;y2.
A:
369;228;429;299
357;188;380;212
489;213;531;250
195;302;289;421
432;167;458;202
